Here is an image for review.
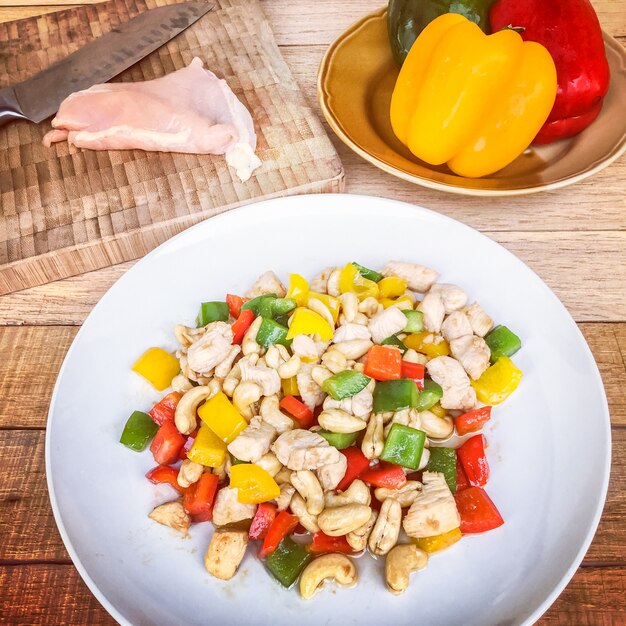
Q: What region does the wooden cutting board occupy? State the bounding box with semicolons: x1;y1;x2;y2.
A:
0;0;344;295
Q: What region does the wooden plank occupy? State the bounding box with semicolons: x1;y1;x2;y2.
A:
0;562;624;625
2;428;624;562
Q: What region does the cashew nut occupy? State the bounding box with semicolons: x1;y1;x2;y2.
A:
275;483;296;511
418;447;430;471
308;297;335;328
327;269;341;297
346;510;378;551
255;452;283;477
368;498;402;556
274;467;293;484
403;348;428;365
177;459;204;488
299;554;357;600
419;410;454;439
311;365;333;387
318;409;367;434
290;470;325;515
321;348;348;374
324;479;371;508
358;296;382;317
289;492;320;533
333;339;373;360
361;413;384;459
278;354;301;379
264;344;290;369
259;395;294;434
175;385;213;435
374;481;422;508
214;344;242;379
242;316;262;356
232;381;262;419
223;362;241;397
339;292;359;323
317;504;372;536
385;544;428;594
171;374;193;393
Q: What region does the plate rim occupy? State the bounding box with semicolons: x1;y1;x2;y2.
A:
45;193;612;625
317;7;626;196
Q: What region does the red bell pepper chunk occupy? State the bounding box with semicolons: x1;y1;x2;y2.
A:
148;391;183;426
232;309;255;345
150;420;186;466
178;428;198;461
454;486;504;534
400;361;425;390
146;465;183;494
226;294;245;318
183;473;219;523
455;456;470;493
457;434;490;487
259;510;298;558
309;532;356;554
364;345;402;381
336;447;371;492
360;461;407;489
279;395;315;429
455;406;492;436
249;502;277;540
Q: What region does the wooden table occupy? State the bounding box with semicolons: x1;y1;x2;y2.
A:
0;0;624;623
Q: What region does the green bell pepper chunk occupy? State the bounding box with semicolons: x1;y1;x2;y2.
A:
230;453;246;466
485;325;521;363
119;410;158;451
381;334;408;353
256;318;290;348
373;379;419;412
241;294;277;316
318;430;359;450
402;310;424;333
414;379;443;412
265;537;312;588
257;296;297;320
380;423;426;470
196;301;230;326
322;370;371;400
425;447;457;492
352;261;383;283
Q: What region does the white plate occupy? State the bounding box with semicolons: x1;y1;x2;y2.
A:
46;194;610;626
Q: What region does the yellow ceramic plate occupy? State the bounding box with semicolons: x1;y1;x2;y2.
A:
318;7;626;195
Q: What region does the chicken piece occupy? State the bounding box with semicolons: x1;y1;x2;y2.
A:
429;284;468;314
212;487;257;527
368;307;408;344
402;472;460;539
441;311;473;342
271;429;341;470
274;483;296;511
418;292;446;333
43;58;261;182
426;356;477;411
204;531;249;580
381;261;438;293
310;267;338;294
333;323;372;343
227;417;277;463
187;321;234;375
238;358;281;396
148;501;191;534
323;387;373;420
291;335;319;362
450;335;491;381
245;271;286;299
464;302;494;338
317;454;348;491
255;452;283;477
296;363;326;411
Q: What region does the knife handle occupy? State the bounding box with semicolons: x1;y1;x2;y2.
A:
0;86;29;127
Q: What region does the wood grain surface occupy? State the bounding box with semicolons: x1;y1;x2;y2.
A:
0;0;625;624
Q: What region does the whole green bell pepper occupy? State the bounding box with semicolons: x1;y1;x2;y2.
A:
387;0;494;66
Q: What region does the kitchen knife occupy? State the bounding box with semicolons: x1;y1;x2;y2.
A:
0;2;214;127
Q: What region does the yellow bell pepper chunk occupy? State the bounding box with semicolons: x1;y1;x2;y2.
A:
286;274;309;306
413;527;462;553
197;392;248;443
286;307;334;341
430;402;446;419
404;332;450;358
390;14;557;177
380;296;413;310
339;262;379;301
131;347;179;391
307;292;341;324
472;356;523;404
282;376;299;396
378;277;407;299
187;423;227;468
230;464;281;504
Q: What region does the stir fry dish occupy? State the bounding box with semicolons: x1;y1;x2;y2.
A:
120;261;523;598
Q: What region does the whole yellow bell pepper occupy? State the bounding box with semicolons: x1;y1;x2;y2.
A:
187;423;227;468
413;527;461;553
197;392;248;443
286;307;334;341
404;332;450;358
472;356;523;404
131;347;180;391
390;13;557;177
230;464;281;504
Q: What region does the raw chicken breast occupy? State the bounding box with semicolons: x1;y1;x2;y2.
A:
42;57;261;182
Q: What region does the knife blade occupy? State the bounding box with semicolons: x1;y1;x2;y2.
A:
0;2;213;126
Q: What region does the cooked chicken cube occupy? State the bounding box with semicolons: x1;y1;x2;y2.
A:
426;356;477;411
317;454;348;490
429;284;468;314
402;472;460;539
323;387;373;420
246;271;286;299
239;359;281;396
204;531;249;580
227;417;277;463
441;311;473;342
450;335;491;381
418;292;445;333
271;429;341;470
212;487;257;527
368;307;408;344
333;323;372;343
464;302;494;337
310;267;338;294
381;261;438;293
148;501;191;534
186;321;234;375
296;363;327;411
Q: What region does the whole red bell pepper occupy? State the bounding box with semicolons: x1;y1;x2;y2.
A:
457;434;489;487
150;420;186;466
454;486;504;534
148;391;183;426
336;447;371;492
249;502;277;540
490;0;610;144
183;473;219;522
